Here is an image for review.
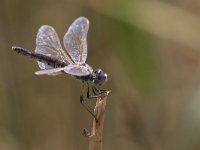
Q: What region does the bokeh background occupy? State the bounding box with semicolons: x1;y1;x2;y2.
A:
1;0;200;149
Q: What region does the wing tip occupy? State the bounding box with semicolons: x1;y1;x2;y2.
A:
35;71;41;75
38;25;55;32
77;16;89;24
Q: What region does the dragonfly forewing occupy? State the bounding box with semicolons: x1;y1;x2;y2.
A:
63;17;89;64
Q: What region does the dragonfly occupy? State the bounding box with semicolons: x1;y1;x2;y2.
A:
12;17;109;119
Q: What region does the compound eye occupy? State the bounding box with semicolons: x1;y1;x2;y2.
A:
100;71;105;77
95;69;101;74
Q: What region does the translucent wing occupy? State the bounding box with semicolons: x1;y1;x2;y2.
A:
35;67;65;76
63;17;89;64
35;25;73;70
64;64;91;76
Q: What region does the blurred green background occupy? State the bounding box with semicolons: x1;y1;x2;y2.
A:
1;0;200;149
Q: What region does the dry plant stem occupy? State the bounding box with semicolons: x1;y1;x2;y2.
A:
83;91;110;150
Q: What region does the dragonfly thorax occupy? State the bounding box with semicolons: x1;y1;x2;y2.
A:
92;69;107;85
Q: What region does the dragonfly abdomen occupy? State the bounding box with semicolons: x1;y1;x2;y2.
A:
12;46;67;68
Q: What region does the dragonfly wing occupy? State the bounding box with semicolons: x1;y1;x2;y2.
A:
35;25;73;70
64;64;90;76
63;17;89;64
35;67;65;76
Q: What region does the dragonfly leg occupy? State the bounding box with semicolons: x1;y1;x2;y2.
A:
84;83;110;122
80;83;85;104
80;82;97;121
91;85;108;97
87;82;101;99
86;83;109;100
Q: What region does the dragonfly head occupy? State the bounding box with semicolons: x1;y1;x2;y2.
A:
92;69;107;85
